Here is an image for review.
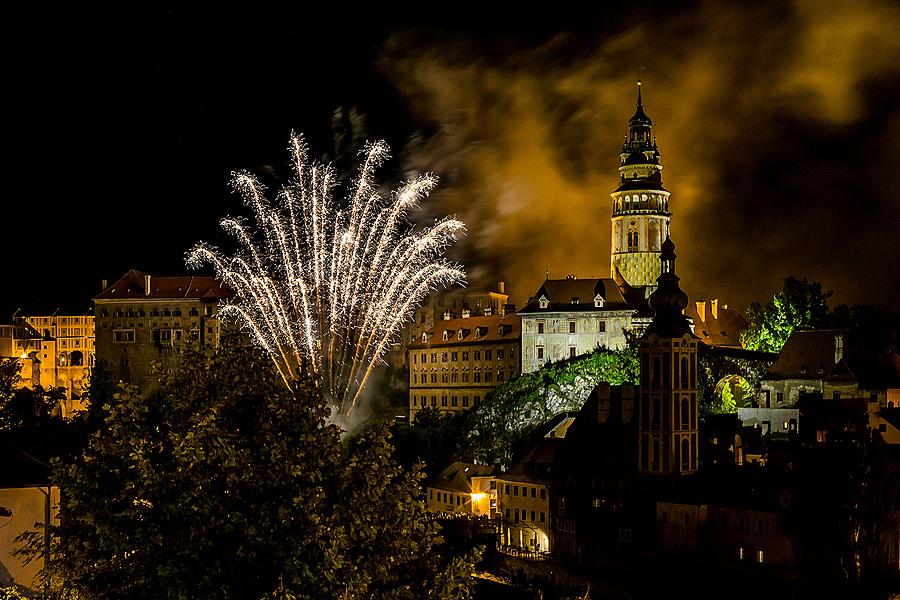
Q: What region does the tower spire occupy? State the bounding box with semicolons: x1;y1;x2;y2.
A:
637;79;643;108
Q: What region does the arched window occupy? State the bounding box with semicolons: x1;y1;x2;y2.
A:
627;221;639;251
681;357;689;389
681;397;690;429
681;438;690;471
70;350;84;367
652;439;661;471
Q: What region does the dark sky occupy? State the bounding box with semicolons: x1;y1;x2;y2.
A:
5;2;899;318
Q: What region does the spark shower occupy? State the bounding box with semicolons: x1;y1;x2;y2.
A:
188;132;466;414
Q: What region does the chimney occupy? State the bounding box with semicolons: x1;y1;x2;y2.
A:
710;298;719;320
484;306;492;316
443;311;452;321
101;279;108;291
498;281;505;295
834;334;844;364
461;308;471;319
695;300;706;323
144;274;151;296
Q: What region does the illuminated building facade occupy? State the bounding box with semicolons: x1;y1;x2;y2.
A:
496;416;575;557
93;270;229;390
518;277;643;373
610;81;671;289
0;314;95;417
407;312;520;418
426;462;497;517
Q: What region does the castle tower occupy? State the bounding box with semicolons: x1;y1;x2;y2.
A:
611;81;671;290
637;237;698;478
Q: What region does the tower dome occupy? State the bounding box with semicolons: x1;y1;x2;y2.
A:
610;81;671;290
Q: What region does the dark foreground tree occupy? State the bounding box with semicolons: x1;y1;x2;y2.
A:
740;276;832;353
22;337;476;599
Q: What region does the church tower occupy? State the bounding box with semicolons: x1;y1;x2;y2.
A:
611;81;671;290
637;237;698;478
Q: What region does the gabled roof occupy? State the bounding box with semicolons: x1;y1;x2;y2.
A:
764;330;857;383
428;461;495;494
409;312;520;349
518;277;641;314
684;302;748;348
94;269;230;302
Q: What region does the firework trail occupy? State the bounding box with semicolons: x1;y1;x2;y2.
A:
187;132;466;414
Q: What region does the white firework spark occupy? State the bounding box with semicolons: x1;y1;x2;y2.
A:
187;132;466;414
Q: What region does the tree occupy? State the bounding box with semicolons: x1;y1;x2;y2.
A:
24;336;476;599
464;346;639;468
740;276;832;353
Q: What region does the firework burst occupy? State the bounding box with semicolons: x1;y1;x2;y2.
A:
187;132;466;414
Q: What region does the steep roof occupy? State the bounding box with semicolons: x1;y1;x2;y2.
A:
94;269;230;302
429;461;495;494
764;330;856;383
519;277;642;314
685;301;748;348
409;312;520;349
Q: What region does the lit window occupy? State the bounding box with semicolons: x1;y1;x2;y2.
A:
756;550;764;563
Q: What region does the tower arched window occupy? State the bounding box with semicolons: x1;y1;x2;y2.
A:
681;438;690;471
627;221;639;251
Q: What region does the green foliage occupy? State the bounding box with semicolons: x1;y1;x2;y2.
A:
0;587;30;600
29;336;475;599
389;408;471;478
741;276;832;353
464;346;639;468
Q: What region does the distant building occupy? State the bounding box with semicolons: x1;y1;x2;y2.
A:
406;284;510;348
407;312;520;418
0;313;95;417
426;462;497;517
760;329;900;408
496;416;575;557
93;270;229;390
684;299;747;349
518;276;643;372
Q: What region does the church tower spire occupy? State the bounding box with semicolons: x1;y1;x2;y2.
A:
610;81;671;291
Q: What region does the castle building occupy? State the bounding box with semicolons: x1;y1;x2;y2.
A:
0;313;95;417
93;270;229;390
637;238;699;477
610;81;671;289
518;83;680;372
407;312;520;418
518;277;644;373
426;462;497;517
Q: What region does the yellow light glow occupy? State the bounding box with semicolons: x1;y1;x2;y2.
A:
470;493;486;502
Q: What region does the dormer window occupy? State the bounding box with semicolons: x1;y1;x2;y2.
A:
442;330;452;342
594;294;604;308
421;332;428;343
474;326;487;339
571;297;579;304
539;295;549;309
458;329;464;340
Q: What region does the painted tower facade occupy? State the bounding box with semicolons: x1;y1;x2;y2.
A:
611;81;671;289
638;238;698;478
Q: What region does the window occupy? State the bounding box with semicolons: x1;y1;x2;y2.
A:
431;353;437;363
756;550;764;563
569;347;576;359
531;487;536;498
462;351;469;361
474;395;480;406
462;372;469;382
568;321;576;334
451;372;458;383
540;488;546;500
598;320;606;333
474;371;481;383
484;371;492;382
451;396;457;407
738;547;744;560
513;486;518;496
451;351;458;361
627;221;639;251
537;321;545;334
540;512;546;523
413;354;417;364
537;346;544;360
462;396;469;407
441;352;448;362
431;396;436;406
530;510;536;522
485;350;492;360
497;349;504;360
113;329;135;343
505;484;510;495
474;350;481;360
497;370;505;382
441;397;448;406
539;296;549;309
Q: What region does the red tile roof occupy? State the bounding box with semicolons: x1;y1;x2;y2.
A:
684;301;748;348
409;313;521;348
518;277;642;314
94;269;230;302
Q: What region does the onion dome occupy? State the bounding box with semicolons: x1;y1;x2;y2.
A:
647;236;691;337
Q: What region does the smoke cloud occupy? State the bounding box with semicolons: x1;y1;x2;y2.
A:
381;0;900;311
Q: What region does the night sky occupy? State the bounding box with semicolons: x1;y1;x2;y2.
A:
5;2;899;318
